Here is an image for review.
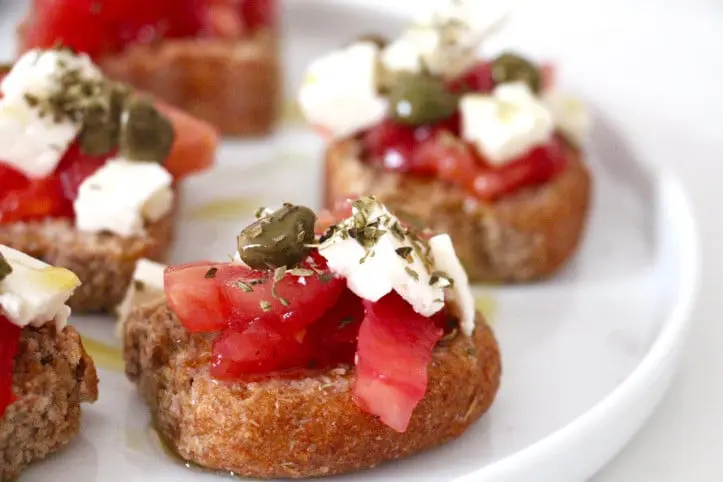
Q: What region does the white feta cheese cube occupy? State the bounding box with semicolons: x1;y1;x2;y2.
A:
0;96;80;178
461;82;554;165
0;49;104;178
74;159;174;237
542;90;590;146
115;259;167;337
0;245;80;329
298;42;388;138
1;49;102;100
428;234;475;335
318;203;444;318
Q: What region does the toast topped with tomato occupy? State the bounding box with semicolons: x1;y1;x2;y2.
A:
18;0;280;136
0;246;98;480
299;0;592;282
122;196;501;478
0;47;218;312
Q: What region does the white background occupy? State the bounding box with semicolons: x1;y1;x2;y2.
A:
1;0;722;480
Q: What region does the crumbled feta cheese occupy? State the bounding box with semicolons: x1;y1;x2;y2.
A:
0;97;80;178
1;49;102;99
0;50;101;178
318;201;445;318
542;90;590;146
382;0;507;79
116;259;166;337
0;245;80;329
461;82;554;165
298;42;388;138
74;159;174;237
428;234;475;335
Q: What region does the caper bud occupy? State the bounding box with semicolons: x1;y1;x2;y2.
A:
388;74;458;125
354;34;389;49
79;100;118;156
237;204;317;270
490;52;542;94
0;253;12;282
119;98;175;164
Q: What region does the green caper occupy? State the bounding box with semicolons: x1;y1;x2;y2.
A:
79;100;118;156
490;52;542;94
237;204;317;270
0;253;12;282
354;33;389;49
388;74;458;125
119;97;175;163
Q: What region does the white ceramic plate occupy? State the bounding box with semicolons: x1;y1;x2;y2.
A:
2;1;700;481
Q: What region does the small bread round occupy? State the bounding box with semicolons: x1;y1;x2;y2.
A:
98;32;280;137
0;324;98;479
324;139;592;283
0;212;174;313
124;299;501;479
16;22;280;137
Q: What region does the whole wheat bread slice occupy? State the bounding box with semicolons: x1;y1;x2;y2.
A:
123;298;501;479
0;324;98;480
324;139;592;283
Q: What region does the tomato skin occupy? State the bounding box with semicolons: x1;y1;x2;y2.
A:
353;293;443;433
0;316;21;419
164;262;229;333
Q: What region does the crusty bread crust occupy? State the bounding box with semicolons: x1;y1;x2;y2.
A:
0;211;174;313
324;139;592;283
124;299;501;478
0;324;98;480
99;31;280;137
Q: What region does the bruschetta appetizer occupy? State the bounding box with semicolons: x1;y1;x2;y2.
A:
18;0;280;136
0;47;218;313
0;245;98;480
299;1;592;282
122;197;501;478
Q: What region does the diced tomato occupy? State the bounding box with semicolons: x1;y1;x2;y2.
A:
0;316;21;419
363;119;418;173
0;177;73;224
470;135;568;201
21;0;275;59
164;262;229;333
210;316;312;379
448;62;495;94
354;293;443;433
240;0;277;31
412;131;478;184
55;141;113;200
215;252;345;335
155;101;218;180
306;288;365;366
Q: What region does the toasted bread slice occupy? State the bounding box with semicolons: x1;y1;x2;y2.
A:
123;298;500;479
324;139;592;283
98;32;280;137
0;324;98;480
0;211;174;313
